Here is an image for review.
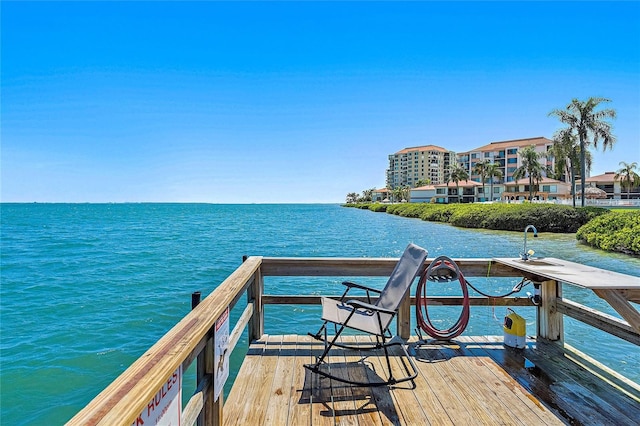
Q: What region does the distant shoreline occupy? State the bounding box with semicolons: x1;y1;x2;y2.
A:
344;202;639;256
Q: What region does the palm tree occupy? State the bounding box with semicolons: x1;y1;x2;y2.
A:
346;192;359;203
615;161;640;200
549;97;616;206
446;164;469;203
473;159;490;201
549;131;593;207
361;188;375;202
550;131;579;206
512;145;546;201
485;163;503;202
392;186;408;203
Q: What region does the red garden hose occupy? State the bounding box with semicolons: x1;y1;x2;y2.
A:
415;256;470;340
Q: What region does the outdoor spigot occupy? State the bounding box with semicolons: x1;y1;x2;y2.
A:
521;225;538;260
528;283;542;306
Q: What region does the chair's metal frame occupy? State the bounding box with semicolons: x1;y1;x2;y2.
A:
305;244;427;387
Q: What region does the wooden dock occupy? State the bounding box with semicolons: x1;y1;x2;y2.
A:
224;334;639;425
67;256;640;426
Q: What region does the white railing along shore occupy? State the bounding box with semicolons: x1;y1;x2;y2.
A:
507;198;640;207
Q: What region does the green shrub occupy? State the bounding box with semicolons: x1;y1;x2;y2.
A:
576;210;640;255
344;202;612;236
368;203;387;212
448;204;489;228
342;203;373;210
385;203;426;218
419;204;456;222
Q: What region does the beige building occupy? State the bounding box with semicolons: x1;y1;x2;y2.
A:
457;137;555;185
410;177;572;203
386;145;456;189
579;172;640;200
371;188;391;202
503;177;572;202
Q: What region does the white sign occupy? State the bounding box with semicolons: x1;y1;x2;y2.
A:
132;365;182;426
214;307;230;401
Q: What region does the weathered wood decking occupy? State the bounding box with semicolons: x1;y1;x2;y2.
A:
225;334;640;426
67;256;640;425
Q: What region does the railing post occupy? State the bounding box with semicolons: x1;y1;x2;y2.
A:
247;258;264;342
212;392;223;426
203;337;216;426
191;292;206;426
397;292;411;340
537;279;563;342
192;291;219;426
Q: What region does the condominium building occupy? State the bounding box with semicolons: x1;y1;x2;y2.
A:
457;137;555;184
386;145;456;189
410;177;572;204
579;172;640;200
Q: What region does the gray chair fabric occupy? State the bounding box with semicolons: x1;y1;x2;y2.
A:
306;243;428;387
320;243;428;335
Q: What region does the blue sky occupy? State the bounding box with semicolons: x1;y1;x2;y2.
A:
2;1;639;203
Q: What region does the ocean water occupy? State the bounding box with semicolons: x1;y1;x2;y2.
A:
1;203;638;425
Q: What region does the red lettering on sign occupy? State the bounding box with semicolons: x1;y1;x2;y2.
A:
216;308;229;331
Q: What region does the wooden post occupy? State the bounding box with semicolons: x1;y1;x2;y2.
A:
537;279;563;342
212;392;223;426
191;292;218;426
247;265;264;342
191;291;206;426
397;292;411;340
192;291;202;309
203;337;216;426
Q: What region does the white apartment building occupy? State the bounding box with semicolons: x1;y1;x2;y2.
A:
457;137;555;184
386;145;456;189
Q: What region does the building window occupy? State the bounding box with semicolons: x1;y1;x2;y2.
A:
507;158;518;164
507;149;517;155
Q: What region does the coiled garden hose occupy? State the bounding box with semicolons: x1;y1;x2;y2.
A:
415;256;470;340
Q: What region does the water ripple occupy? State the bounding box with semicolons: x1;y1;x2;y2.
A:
1;203;638;425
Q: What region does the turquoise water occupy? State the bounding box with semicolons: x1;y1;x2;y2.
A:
1;203;638;425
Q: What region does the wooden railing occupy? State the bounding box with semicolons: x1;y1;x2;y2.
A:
67;256;639;426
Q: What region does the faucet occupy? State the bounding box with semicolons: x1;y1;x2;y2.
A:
521;225;538;260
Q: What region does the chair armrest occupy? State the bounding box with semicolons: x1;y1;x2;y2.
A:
342;281;382;294
346;299;396;315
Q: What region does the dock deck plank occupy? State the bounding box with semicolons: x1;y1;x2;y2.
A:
224;335;638;425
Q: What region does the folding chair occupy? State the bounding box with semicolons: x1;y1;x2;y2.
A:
305;243;428;387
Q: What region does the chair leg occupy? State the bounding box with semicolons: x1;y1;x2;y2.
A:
381;335;395;383
307;321;328;341
313;323;348;369
306;331;418;387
